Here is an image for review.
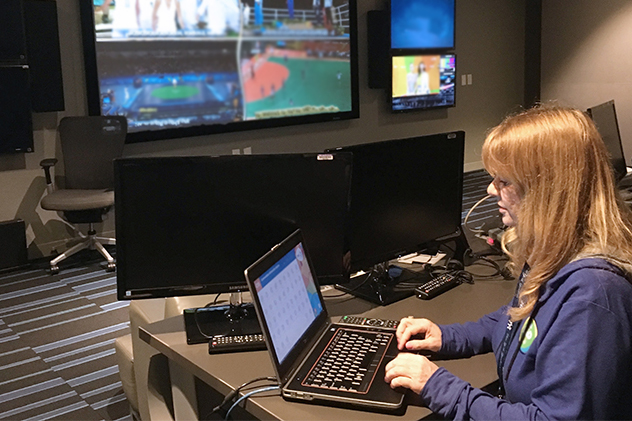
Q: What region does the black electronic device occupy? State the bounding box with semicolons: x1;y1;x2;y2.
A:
0;219;28;271
23;0;65;112
79;0;359;145
0;0;27;63
208;333;266;354
587;100;627;183
0;66;33;154
115;152;352;302
390;0;456;51
414;272;460;299
338;315;399;330
391;53;456;112
183;304;263;345
327;131;464;305
244;229;405;411
367;10;390;89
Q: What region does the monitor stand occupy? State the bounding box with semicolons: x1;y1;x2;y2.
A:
334;263;428;306
182;292;262;345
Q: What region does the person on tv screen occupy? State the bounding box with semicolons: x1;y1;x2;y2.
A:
94;0;113;24
384;104;632;420
179;0;200;30
111;0;141;35
405;63;417;95
313;0;323;26
137;0;156;30
287;0;294;19
152;0;184;32
414;62;430;95
254;0;263;27
197;0;240;34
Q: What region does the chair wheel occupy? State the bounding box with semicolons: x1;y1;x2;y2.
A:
50;265;59;275
106;262;116;272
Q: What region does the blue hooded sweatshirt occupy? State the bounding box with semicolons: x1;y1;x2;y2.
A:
419;258;632;420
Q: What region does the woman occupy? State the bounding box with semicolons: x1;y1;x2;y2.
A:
152;0;183;32
414;62;430;95
385;104;632;419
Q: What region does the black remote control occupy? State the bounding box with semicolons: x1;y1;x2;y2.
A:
208;333;266;354
415;273;460;300
338;315;400;330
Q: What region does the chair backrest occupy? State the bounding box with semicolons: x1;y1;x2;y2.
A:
58;116;127;190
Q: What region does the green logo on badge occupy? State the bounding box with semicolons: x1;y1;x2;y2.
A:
519;318;538;353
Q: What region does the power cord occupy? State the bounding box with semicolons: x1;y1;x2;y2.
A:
463;249;513;280
325;264;390;298
193;296;223;340
224;385;281;420
207;376;278;419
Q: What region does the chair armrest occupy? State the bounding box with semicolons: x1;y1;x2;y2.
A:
39;158;58;186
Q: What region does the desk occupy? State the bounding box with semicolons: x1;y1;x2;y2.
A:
140;278;516;420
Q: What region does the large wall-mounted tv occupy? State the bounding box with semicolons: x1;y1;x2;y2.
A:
79;0;359;144
391;53;455;112
390;0;455;51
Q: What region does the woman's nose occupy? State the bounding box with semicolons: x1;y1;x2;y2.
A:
487;181;498;196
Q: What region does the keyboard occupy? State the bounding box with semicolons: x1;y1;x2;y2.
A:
302;328;393;393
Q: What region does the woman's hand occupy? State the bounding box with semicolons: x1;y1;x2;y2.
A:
384;353;439;394
396;317;442;352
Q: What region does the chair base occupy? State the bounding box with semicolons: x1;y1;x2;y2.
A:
50;223;115;274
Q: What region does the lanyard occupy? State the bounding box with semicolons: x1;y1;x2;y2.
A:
496;317;521;397
496;265;529;398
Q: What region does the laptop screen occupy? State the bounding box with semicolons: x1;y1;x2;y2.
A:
253;242;324;363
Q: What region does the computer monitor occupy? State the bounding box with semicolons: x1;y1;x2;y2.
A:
391;54;456;112
586;100;627;183
327;131;465;304
114;152;352;303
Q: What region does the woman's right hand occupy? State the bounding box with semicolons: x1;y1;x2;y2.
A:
396;317;442;352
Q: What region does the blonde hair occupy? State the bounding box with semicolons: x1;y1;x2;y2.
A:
482;103;632;321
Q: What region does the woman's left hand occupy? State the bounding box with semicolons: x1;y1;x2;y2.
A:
384;353;439;395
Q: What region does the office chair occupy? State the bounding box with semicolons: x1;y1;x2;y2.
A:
40;116;127;274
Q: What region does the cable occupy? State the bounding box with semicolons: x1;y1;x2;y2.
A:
209;376;278;418
325;265;385;298
224;385;281;420
464;253;513;280
193;301;221;340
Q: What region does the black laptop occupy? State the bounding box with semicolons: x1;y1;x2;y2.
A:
244;229;405;412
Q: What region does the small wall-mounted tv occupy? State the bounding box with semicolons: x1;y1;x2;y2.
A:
390;0;455;51
391;53;455;112
79;0;359;144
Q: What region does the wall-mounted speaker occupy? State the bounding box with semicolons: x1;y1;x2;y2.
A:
0;0;27;63
367;10;390;90
0;66;34;154
23;0;65;112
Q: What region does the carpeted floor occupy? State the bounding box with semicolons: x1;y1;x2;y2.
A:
0;255;131;421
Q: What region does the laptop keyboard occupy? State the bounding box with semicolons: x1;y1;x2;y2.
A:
302;328;393;393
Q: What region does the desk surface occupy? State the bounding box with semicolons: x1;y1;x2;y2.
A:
141;277;516;420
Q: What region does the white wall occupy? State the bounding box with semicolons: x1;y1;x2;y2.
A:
541;0;632;160
0;0;526;258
